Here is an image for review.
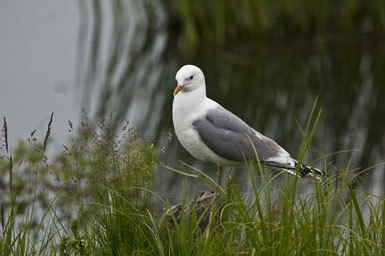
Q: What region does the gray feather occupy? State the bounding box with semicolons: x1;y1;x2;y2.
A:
192;107;282;162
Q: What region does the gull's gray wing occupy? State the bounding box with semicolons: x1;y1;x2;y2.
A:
192;107;284;162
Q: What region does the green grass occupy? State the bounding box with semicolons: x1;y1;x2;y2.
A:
0;111;384;255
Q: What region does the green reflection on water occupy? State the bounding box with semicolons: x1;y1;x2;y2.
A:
78;1;385;193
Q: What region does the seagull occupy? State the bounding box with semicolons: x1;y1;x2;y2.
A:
172;65;324;185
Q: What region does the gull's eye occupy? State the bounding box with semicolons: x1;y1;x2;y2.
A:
189;75;193;80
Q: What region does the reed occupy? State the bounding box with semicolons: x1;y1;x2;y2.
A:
0;111;384;255
163;0;385;45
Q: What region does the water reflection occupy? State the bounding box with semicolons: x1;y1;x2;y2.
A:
78;1;385;200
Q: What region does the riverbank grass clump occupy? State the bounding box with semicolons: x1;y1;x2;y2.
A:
0;113;384;255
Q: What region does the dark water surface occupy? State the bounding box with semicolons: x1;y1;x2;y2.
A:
75;2;385;200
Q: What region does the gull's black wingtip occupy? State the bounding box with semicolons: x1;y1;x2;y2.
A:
293;160;325;180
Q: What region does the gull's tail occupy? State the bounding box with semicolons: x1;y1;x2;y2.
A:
267;158;325;180
287;159;325;180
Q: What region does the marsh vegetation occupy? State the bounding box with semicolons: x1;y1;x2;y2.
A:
1;107;384;255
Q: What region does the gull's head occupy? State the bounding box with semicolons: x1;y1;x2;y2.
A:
174;65;205;96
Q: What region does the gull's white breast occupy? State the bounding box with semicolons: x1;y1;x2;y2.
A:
172;91;238;166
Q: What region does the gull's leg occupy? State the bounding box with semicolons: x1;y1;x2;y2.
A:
216;165;223;187
206;165;223;241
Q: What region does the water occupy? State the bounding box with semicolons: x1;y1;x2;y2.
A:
0;0;80;156
76;1;385;199
1;1;384;204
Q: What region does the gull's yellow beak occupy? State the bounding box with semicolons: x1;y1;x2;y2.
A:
173;84;183;96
